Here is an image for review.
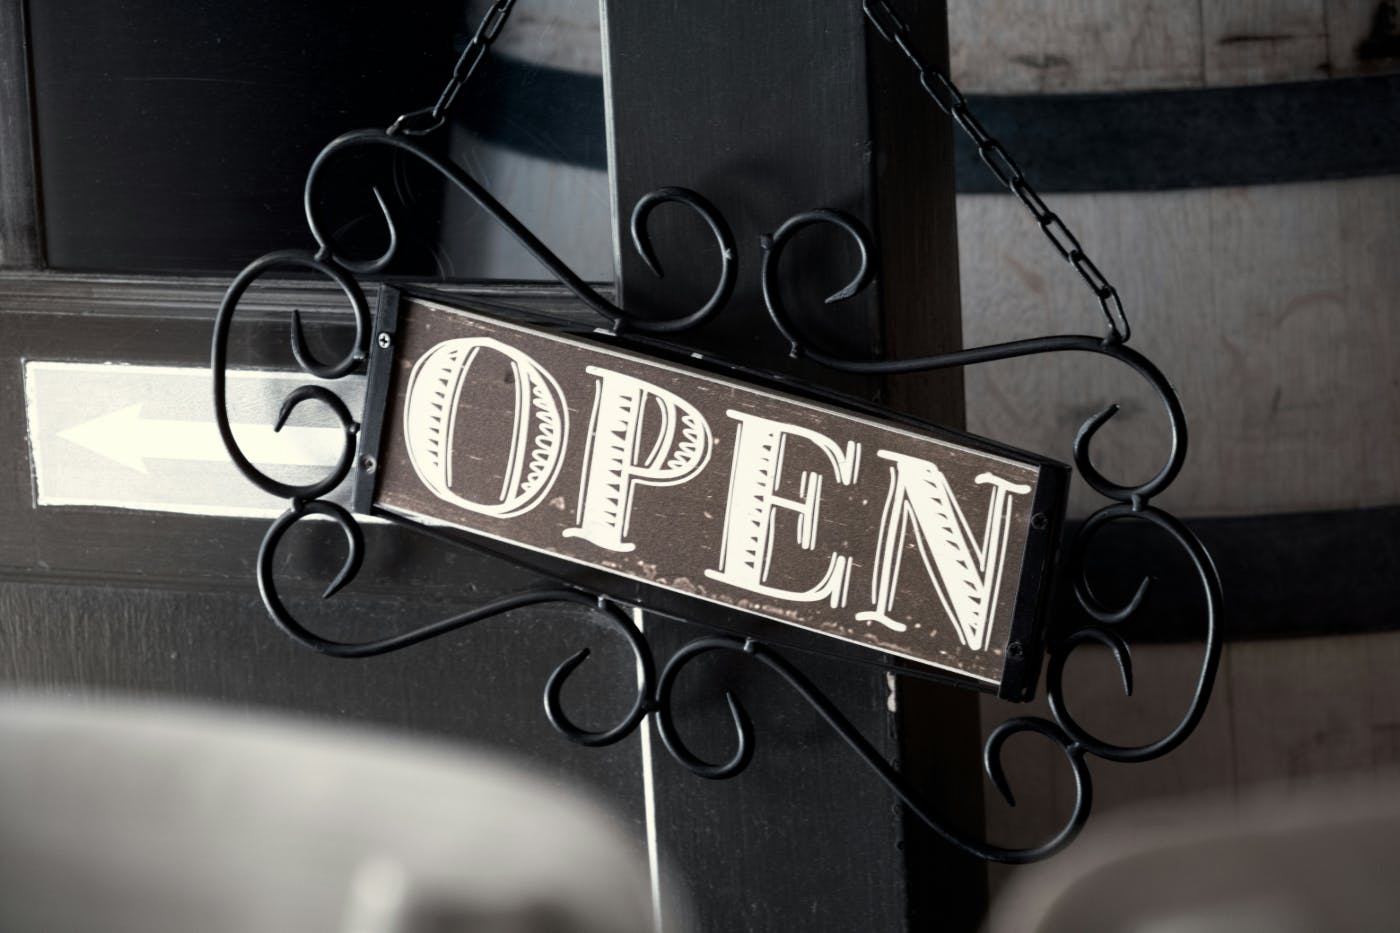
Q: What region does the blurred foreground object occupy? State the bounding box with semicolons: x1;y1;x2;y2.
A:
0;698;655;933
986;779;1400;933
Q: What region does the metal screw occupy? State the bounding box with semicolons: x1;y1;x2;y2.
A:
1030;512;1048;531
361;456;377;473
377;332;392;349
1008;641;1024;659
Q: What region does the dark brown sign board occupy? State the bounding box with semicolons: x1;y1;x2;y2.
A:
356;290;1067;698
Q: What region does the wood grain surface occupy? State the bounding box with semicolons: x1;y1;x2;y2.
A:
955;176;1400;518
980;632;1400;897
944;3;1400;898
948;0;1400;92
956;111;1400;906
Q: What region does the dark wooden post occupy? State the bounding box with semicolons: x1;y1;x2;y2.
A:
601;2;986;929
0;0;40;268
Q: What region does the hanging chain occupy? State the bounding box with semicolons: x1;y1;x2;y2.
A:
863;0;1130;343
388;0;519;137
382;0;1128;343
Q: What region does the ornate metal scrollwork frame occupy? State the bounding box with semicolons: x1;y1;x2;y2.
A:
212;0;1220;864
212;125;1220;864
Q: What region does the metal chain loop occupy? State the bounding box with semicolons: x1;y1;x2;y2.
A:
388;0;519;137
863;0;1131;344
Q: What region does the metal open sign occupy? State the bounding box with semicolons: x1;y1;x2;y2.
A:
355;291;1066;695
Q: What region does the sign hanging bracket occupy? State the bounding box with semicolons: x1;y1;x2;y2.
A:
209;0;1221;865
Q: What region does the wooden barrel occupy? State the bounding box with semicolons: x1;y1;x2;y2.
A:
945;0;1400;893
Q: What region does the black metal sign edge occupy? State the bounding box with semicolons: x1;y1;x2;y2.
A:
354;286;1069;700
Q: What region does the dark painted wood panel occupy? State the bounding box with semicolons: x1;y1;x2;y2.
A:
1061;505;1400;643
864;5;989;930
0;275;651;878
603;1;907;928
604;2;983;929
0;578;647;832
951;75;1400;193
23;0;463;274
643;614;908;929
602;3;881;396
0;0;40;268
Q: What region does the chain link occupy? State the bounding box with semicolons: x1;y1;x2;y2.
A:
863;0;1130;343
388;0;519;138
380;0;1129;342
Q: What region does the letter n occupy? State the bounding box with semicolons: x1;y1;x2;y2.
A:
856;451;1030;650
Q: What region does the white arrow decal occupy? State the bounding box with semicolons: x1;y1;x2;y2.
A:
58;403;346;474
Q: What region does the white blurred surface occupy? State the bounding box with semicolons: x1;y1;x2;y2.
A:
985;778;1400;933
0;698;659;933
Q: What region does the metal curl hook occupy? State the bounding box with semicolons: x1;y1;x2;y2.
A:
257;501;366;617
257;501;653;748
543;599;656;748
655;635;1094;863
307;185;399;276
654;637;754;779
627;187;737;334
981;717;1093;863
759;208;875;358
303;129;736;335
1051;628;1136;698
273;386;359;500
759;209;1187;503
212;250;367;499
1046;503;1223;763
1068;503;1154;625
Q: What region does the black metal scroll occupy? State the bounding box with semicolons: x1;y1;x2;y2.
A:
211;0;1220;864
212;132;1220;864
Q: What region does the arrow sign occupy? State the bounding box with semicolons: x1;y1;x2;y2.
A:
59;403;348;474
25;361;366;518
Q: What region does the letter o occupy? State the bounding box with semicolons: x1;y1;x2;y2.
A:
403;337;569;518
